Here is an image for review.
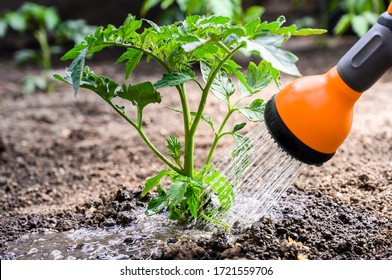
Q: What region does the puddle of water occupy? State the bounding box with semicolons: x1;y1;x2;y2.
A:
3;123;304;259
3;211;213;260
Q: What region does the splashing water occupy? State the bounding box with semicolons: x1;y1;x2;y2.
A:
3;122;305;259
206;122;305;228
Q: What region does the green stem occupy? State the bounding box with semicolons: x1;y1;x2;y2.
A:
34;26;51;71
108;101;182;174
179;84;194;177
201;212;230;230
190;44;243;136
204;109;234;166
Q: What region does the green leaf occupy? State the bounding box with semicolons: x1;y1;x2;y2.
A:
362;11;378;25
167;181;187;206
333;14;352;36
167;136;182;166
352;15;369;37
6;12;26;32
204;170;234;211
161;0;175;9
68;49;87;94
199;15;231;25
239;61;273;96
23;75;47;95
154;70;195;88
200;62;235;103
61;44;88;61
233;123;246;133
209;0;235;18
239;99;265;122
141;0;161;16
0;20;8;37
293;28;327;36
243;6;265;23
118;82;162;110
186;186;202;218
231;134;253;185
14;49;40;65
116;48;143;79
241;36;300;77
244;17;261;36
142;169;174;196
43;7;60;31
182;38;209;52
145;186;168;216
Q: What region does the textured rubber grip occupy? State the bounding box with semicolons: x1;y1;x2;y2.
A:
337;12;392;92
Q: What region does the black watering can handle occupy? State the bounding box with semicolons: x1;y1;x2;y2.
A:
337;7;392;92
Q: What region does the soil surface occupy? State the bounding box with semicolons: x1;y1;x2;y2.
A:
0;36;391;259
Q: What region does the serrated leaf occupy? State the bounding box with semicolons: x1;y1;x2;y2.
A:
145;187;168;216
204;170;234;211
167;181;187;206
61;44;88;61
222;59;242;74
200;15;231;25
167;136;182;166
231;134;253;185
233;123;246;133
241;36;300;77
244;17;261;36
154;70;195;88
186;186;201;218
239;61;273;96
118;81;162;110
79;68;120;100
68;49;87;94
239;98;265;122
116;48;143;79
200;62;235;103
142;169;174;197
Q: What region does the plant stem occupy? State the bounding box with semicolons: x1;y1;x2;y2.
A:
188;44;244;172
201;212;230;230
108;101;182;174
34;25;51;71
178;84;194;178
190;45;243;136
204;109;234;166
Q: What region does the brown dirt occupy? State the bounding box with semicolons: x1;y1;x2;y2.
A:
0;36;391;259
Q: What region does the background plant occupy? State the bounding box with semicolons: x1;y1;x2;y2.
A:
141;0;265;25
330;0;386;36
55;13;324;228
0;2;95;94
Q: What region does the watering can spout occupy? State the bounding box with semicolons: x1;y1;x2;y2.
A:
264;6;392;166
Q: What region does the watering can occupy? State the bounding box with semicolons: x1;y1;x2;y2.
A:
264;2;392;166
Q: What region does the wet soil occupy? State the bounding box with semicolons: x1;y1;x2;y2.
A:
0;36;391;259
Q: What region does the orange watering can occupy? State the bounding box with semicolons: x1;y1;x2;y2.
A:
264;2;392;166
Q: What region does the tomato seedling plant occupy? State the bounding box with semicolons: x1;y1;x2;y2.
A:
55;14;324;228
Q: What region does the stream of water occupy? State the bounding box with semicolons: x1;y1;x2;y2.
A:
3;123;305;259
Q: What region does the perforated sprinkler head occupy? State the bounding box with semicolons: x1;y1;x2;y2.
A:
264;5;392;166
